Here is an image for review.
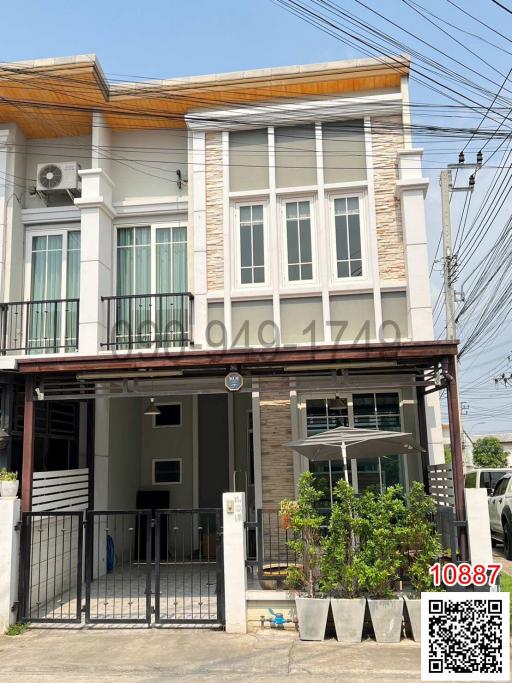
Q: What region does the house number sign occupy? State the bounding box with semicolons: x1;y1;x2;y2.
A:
224;372;243;392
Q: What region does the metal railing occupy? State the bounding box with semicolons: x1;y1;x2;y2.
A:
0;299;79;354
101;292;194;350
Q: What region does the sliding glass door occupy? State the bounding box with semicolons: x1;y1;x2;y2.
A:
115;225;187;348
28;230;80;352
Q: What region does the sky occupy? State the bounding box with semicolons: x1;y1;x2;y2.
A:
1;0;511;434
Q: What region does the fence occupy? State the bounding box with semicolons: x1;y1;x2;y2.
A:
428;463;455;508
32;469;89;513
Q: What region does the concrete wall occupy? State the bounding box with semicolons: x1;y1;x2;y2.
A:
140;394;194;508
198;394;229;508
108;397;142;511
110;129;188;203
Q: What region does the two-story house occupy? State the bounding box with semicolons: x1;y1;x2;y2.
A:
0;53;461;524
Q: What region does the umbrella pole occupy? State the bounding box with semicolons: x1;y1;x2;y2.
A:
342;442;349;484
328;460;333;507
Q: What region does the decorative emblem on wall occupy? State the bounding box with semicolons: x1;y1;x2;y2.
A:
224;372;243;392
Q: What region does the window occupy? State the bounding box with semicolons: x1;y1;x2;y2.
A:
334;196;362;278
153;403;182;428
115;225;187;347
28;230;80;352
152;459;182;484
285;200;313;281
239;205;265;284
306;398;350;504
353;393;401;431
493;477;509;497
464;472;477;488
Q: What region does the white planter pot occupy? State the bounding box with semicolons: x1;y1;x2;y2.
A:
330;598;366;643
1;480;19;498
295;597;330;641
404;597;421;641
368;598;403;643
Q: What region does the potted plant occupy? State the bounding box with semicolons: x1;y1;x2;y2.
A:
0;469;19;498
283;471;329;641
320;479;366;643
358;486;405;643
400;482;442;641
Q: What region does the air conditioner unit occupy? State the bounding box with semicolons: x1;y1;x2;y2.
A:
36;161;81;194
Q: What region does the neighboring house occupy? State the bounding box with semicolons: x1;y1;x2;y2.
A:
0;53;459;520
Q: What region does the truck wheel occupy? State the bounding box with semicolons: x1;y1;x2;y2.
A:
503;523;512;560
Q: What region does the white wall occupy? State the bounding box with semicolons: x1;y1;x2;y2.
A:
110;129;188;203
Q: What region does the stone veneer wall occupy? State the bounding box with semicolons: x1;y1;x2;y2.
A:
371;114;406;281
205;131;224;290
259;377;294;509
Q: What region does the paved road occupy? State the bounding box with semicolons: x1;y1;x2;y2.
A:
0;627;422;682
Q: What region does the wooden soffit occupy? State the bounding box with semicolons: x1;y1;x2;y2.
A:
0;55;407;138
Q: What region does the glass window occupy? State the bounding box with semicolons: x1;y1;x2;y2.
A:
306;398;350;506
334;196;362;278
353;392;402;492
154;403;181;427
28;231;80;352
464;472;477;488
153;459;181;484
493;477;509;496
286;200;313;281
239;204;265;285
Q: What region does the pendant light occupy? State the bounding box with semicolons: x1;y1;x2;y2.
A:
144;397;161;417
143;377;161;416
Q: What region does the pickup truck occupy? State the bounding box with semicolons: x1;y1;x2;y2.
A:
488;473;512;559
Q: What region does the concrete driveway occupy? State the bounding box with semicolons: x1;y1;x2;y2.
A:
0;627;422;682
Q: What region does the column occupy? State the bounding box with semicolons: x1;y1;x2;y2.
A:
397;148;444;464
21;376;35;513
222;491;247;633
0;497;21;632
75;167;115;355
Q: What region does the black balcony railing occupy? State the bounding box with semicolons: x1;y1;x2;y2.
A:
0;299;79;355
101;292;194;350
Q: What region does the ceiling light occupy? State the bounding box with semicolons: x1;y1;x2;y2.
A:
143;398;161;417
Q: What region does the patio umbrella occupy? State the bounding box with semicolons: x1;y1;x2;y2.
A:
285;427;424;505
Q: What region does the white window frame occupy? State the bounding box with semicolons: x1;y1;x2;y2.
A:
23;225;81;352
231;200;270;290
152;401;182;429
152;458;182;485
279;193;318;288
327;190;370;286
112;221;188;296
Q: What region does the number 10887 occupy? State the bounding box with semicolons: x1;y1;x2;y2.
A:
429;562;501;587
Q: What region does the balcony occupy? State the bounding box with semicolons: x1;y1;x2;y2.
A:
0;299;79;355
101;292;194;351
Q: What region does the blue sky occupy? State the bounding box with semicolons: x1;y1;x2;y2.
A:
2;0;511;433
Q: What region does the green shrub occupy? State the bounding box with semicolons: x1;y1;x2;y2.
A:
282;471;324;597
320;479;361;598
0;468;17;481
5;622;27;636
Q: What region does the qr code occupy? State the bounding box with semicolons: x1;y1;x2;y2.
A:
421;592;510;681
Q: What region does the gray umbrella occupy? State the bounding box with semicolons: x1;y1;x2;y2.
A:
285;426;424;504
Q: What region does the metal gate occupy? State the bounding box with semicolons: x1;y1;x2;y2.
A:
19;511;84;623
155;509;224;625
19;508;224;627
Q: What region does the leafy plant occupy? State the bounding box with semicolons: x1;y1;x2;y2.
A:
400;482;442;594
320;479;361;598
279;498;299;530
5;622;27;636
0;468;17;481
472;437;508;468
282;471;324;598
352;486;406;599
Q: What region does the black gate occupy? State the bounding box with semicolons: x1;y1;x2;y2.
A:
155;509;224;625
19;511;84;623
85;510;152;624
20;507;224;627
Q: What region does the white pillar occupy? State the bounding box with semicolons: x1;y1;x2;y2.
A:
0;497;21;632
465;489;493;566
222;491;247;634
397;149;444;464
0;125;16;302
75;168;115;354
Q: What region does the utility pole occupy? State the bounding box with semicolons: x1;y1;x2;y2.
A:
440;169;456;340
